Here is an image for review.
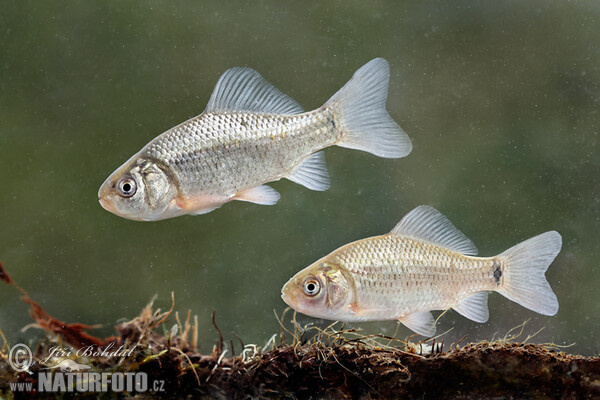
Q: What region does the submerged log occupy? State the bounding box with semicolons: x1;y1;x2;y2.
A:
2;307;599;399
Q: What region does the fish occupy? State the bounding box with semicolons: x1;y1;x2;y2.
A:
281;205;561;337
98;58;412;221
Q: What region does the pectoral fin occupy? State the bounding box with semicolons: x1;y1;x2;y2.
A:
176;194;230;215
398;311;436;337
348;302;395;317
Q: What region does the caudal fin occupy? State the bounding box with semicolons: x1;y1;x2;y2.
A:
497;231;561;316
325;58;412;158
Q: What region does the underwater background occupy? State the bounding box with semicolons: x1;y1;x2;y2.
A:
0;1;598;355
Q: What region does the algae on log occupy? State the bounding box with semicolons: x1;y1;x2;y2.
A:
1;262;599;399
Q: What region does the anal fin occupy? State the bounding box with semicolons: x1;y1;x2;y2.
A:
286;151;330;191
398;311;436;337
235;185;280;205
453;292;489;323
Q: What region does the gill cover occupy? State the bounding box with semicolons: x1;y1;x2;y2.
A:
282;261;354;319
98;158;177;221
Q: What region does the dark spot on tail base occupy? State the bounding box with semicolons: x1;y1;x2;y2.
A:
493;261;502;285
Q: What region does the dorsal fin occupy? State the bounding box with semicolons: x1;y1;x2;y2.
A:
391;205;478;256
205;67;304;115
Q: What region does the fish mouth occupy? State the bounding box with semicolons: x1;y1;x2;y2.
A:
281;276;304;309
281;287;295;308
281;291;290;306
98;186;115;214
281;289;311;317
98;178;116;213
98;196;116;213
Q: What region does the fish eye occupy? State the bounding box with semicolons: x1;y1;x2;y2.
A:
117;177;137;198
303;278;320;296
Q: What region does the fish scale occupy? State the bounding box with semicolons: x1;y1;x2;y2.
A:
99;58;412;221
143;110;336;196
282;205;561;336
333;236;496;319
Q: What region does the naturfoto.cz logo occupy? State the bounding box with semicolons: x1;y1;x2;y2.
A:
8;343;165;394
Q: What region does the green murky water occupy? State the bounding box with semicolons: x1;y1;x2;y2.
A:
1;1;598;355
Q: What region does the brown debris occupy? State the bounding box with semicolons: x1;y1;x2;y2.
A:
0;261;115;349
0;261;13;284
20;296;112;348
1;261;599;399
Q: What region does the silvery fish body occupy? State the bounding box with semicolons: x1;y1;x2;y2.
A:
98;58;412;221
281;206;561;336
324;234;498;321
144;110;337;199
